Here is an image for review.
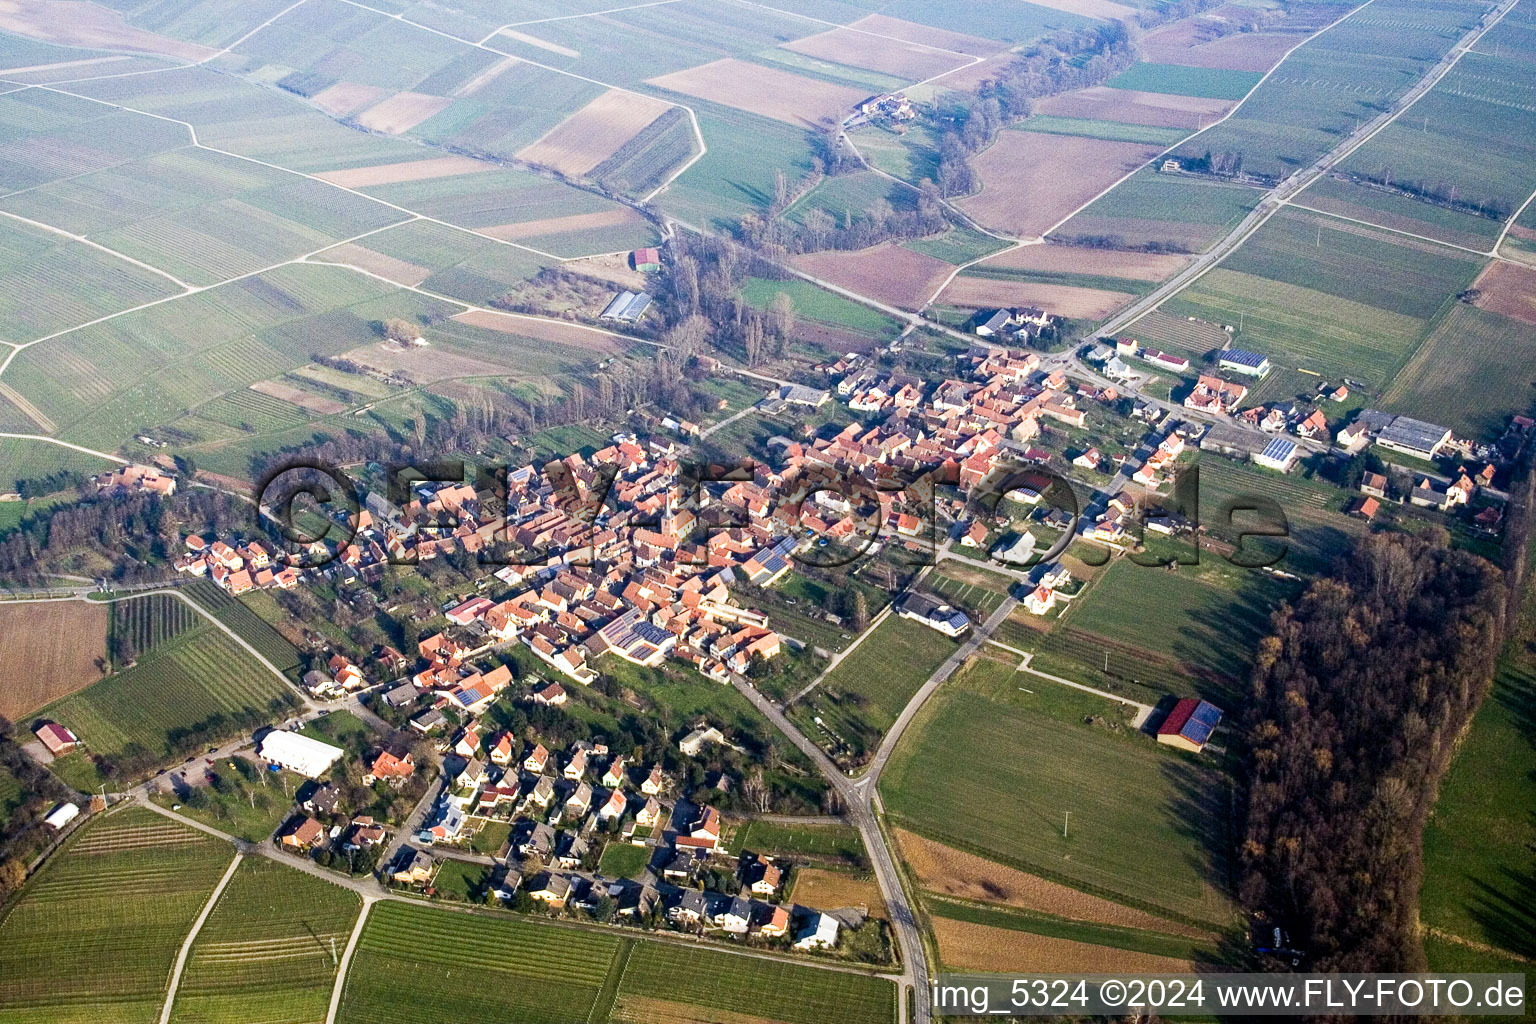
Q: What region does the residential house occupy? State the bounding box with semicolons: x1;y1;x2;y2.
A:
280;816;325;850
793;912;840;950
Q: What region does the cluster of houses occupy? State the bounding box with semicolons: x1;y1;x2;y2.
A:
855;91;915;125
93;463;176;497
973;305;1057;344
174;534;302;593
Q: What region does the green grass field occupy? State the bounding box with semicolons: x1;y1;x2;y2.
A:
848;123;941;187
787;170;915;227
1381;302;1536;440
902;223;1012;266
1059;558;1281;699
1419;541;1536;965
597;840;653;879
0;438;119;495
336;901;620;1024
613;941;896;1024
1106;62;1262;100
740;277;904;338
38;626;294;767
1299;174;1505;250
149;770;300;844
1057;168;1263;252
0;806;234;1024
791;614;960;760
735;819;870;868
881;654;1235;926
1019;115;1191;147
170;857;361;1024
1156;208;1482;395
652;100;819;231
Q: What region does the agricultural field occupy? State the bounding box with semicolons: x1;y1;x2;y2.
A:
1033;84;1234;131
1105;62;1263;100
171;858;361;1024
0;263;458;456
880;652;1235;926
1170;0;1488;181
612;942;897;1024
336;900;620;1024
1058;558;1281;698
902;223;1012;265
1021;114;1193;146
185;582;303;677
791;868;888;918
1156;209;1483;395
927;899;1218;966
516;89;676;178
740;277;904;340
939;273;1136;322
0;219;182;345
35;626;294;768
109;593;201;662
651;100;819;230
1;146;406;288
1056;167;1263;252
0;807;234;1024
790;614;960;760
1298;174;1510;251
1380;302;1536;439
0;600;108;720
786;171;916;228
847;123;941;186
958;131;1164;238
791;244;954;312
1328;50;1536;242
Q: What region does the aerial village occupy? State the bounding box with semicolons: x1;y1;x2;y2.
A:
67;285;1523;960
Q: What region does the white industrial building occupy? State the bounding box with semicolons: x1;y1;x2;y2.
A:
257;731;344;778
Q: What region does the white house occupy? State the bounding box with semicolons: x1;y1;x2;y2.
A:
793;911;840;950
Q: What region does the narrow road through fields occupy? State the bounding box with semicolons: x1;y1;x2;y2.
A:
158;850;244;1024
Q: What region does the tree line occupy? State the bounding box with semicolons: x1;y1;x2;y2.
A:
1240;531;1505;972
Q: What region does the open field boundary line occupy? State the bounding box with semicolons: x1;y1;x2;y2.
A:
0;432;125;464
1494;183;1536;254
0;215;419;381
481;0;685;40
326;0;706;206
158;850;244;1024
728;0;990;61
1281;200;1498;256
324;896;376;1024
0;207;197;291
30;81;571;268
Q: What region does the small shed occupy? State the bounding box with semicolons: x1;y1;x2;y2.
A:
630;247;661;272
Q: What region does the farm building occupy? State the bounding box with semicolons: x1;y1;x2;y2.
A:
258;731;344;778
43;802;79;830
1218;348;1271;377
896;591;970;636
1140;348;1189;372
630;247;661;272
600;290;653;322
34;722;80;756
1157;698;1223;753
1253;437;1299;473
1377;416;1452;460
777;383;830;408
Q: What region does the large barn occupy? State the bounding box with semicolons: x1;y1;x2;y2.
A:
1157;698;1223;753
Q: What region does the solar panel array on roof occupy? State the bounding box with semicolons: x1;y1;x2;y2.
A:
1378;416;1449;454
1181;700;1223;745
1260;437;1296;461
634;622;672;646
1221;348;1267;368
